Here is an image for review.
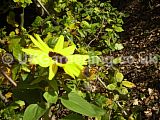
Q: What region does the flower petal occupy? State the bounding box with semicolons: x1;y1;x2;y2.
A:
59;45;76;56
22;48;42;56
67;55;89;65
34;34;52;52
22;48;53;67
63;64;82;78
63;65;75;79
36;55;53;67
54;35;64;52
28;35;46;52
49;64;58;80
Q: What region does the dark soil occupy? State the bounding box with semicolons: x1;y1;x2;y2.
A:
111;0;160;119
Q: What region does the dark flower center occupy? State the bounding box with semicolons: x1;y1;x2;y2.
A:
48;51;68;64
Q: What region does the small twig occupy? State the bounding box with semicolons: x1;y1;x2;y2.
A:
0;91;8;103
87;28;102;47
116;101;127;116
36;0;58;25
87;17;105;47
87;37;97;47
97;77;108;89
36;0;50;15
0;70;17;87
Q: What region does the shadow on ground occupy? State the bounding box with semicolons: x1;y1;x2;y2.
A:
111;0;160;119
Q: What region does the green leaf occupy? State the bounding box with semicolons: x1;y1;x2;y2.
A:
112;102;118;111
115;43;124;50
9;37;23;61
112;57;121;64
15;100;25;107
48;80;58;92
13;0;27;7
61;92;105;117
7;11;19;27
13;44;23;61
21;64;30;72
122;81;136;88
21;73;28;81
88;56;101;65
113;94;119;101
115;72;124;82
25;0;32;4
112;25;124;32
43;91;58;104
105;28;113;32
77;29;85;37
101;111;111;120
10;100;25;109
13;0;32;4
106;83;116;90
32;16;43;27
118;87;128;95
106;18;113;24
12;64;20;80
121;87;128;94
23;104;46;120
81;21;91;28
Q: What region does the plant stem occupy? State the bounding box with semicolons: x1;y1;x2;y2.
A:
20;8;24;28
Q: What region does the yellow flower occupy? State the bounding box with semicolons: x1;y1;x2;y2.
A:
22;34;89;80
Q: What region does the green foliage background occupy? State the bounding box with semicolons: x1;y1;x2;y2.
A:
0;0;136;120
